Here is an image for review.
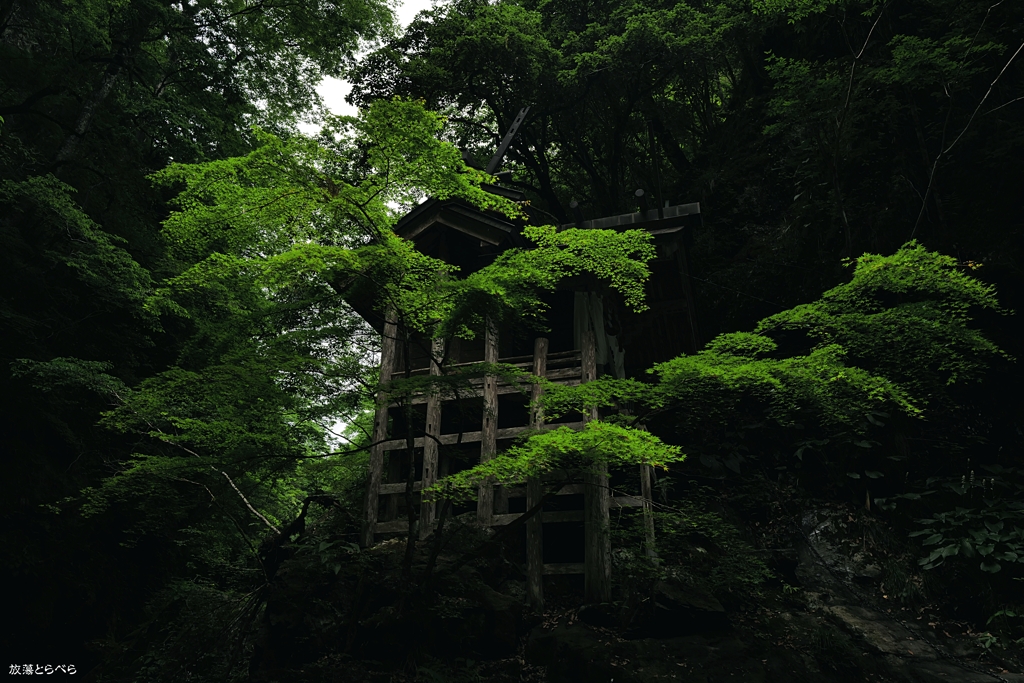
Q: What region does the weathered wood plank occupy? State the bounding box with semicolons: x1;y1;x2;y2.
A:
362;315;398;548
490;510;584;525
379;481;422;496
389;349;580;379
505;482;584;498
399;367;581;405
373;519;413;534
543;563;585;575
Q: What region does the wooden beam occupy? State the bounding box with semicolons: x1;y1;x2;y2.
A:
383;452;401;521
377;421;586;453
640;465;657;557
373;519;412;534
506;482;584;498
362;315;398;547
527;336;548;611
582;328;612;603
379;481;422;496
398;366;581;405
491;510;584;525
477;318;498;524
419;337;444;540
543;563;585;576
389;349;580;379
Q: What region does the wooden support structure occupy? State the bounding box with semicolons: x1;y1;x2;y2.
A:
581;329;612;604
363;327;637;609
477;318;499;524
526;336;548;611
352;143;703;613
640;465;656;557
362;315;398;547
419;337;444;539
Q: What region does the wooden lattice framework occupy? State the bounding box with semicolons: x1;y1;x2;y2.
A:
360;321;658;606
352;143;701;605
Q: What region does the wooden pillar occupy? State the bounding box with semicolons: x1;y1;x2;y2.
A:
383;454;401;521
477;318;499;524
582;328;611;603
419;337;445;540
362;315;398;547
526;337;548;611
640;465;657;558
437;339;458;487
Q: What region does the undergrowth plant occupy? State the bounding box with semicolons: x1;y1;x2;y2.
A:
611;486;772;603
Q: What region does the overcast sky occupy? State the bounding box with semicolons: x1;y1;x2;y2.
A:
307;0;435;127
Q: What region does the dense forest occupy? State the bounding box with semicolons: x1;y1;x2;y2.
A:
2;0;1023;681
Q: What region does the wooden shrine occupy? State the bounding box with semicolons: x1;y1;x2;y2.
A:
356;187;700;610
354;113;703;607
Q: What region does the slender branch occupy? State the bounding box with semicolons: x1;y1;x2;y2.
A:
173;477;270;582
110;389;282;534
983;95;1024;116
219;470;280;534
942;39;1024;156
912;39;1024;238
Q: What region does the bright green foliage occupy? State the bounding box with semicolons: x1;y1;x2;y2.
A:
152;102;513;261
432;421;684;503
94;98;658;539
150;99;654;341
1;0;399;664
750;0;845;22
758;243;1006;394
536;243;1004;475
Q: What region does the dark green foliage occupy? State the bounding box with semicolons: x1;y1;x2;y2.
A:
0;0;395;666
4;0;1024;676
612;490;773;601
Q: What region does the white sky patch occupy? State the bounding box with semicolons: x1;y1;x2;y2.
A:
301;0;436;132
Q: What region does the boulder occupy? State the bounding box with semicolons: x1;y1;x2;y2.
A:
625;580;730;637
462;581;522;657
